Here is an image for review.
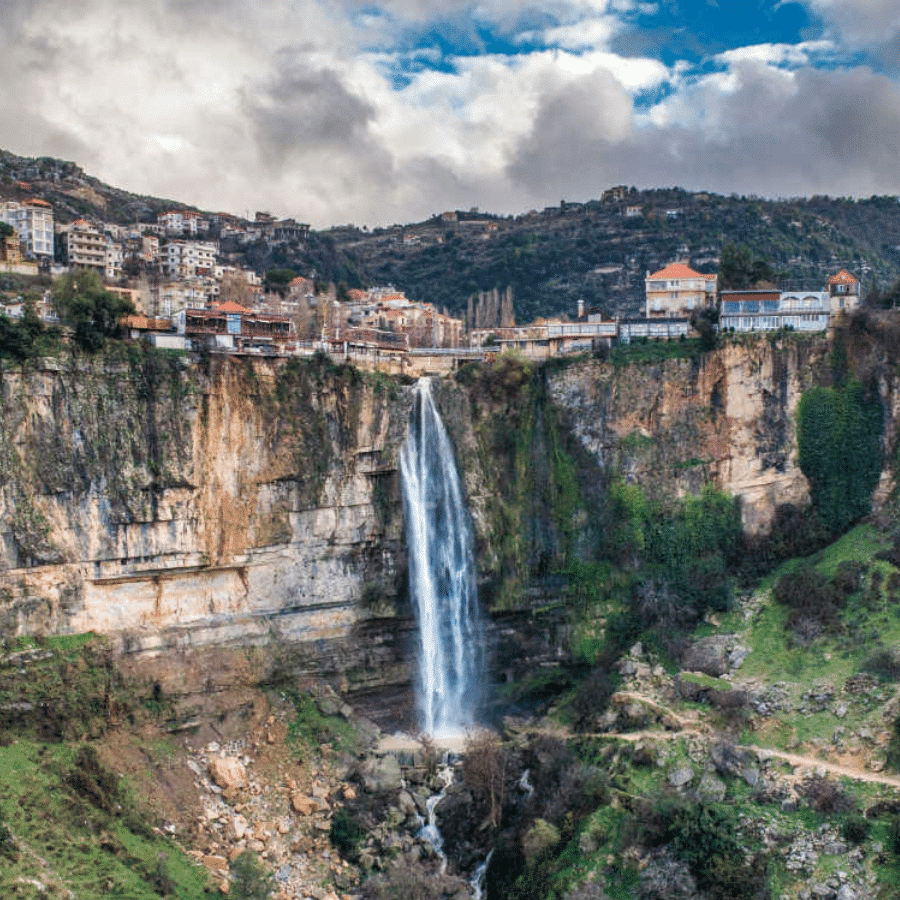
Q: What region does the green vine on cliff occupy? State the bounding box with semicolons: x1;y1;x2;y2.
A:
796;379;883;536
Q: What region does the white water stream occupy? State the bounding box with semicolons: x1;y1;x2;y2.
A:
400;377;491;895
399;377;483;738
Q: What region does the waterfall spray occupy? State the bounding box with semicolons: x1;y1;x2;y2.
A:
400;377;483;737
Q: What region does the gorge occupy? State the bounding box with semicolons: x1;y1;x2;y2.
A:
1;326;897;713
4;320;900;897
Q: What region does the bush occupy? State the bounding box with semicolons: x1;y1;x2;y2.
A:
773;567;847;641
571;668;619;731
634;799;769;900
69;745;124;817
522;818;560;866
329;806;366;862
802;775;856;815
886;814;900;856
360;858;467;900
861;650;900;683
841;815;871;844
230;850;274;900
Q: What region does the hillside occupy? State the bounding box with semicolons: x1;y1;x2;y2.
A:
0;150;199;225
323;190;900;321
4;149;900;323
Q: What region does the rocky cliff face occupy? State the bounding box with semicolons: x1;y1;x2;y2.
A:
547;337;832;534
0;352;415;714
0;333;879;712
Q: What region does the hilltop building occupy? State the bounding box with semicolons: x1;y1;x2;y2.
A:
0;198;54;259
59;220;107;274
645;262;717;318
720;270;860;333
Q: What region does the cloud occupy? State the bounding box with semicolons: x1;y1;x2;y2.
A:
801;0;900;68
508;58;900;204
0;0;898;227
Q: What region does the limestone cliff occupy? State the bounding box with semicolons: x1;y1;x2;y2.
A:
0;332;888;707
0;352;413;703
546;337;833;534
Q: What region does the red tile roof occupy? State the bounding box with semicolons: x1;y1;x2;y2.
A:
647;262;714;280
828;269;858;285
213;301;251;313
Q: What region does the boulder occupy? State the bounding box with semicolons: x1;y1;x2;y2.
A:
696;772;726;803
668;765;694;788
360;754;403;793
291;794;319;816
682;635;734;676
209;756;246;792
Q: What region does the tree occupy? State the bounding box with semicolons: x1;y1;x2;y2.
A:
229;850;273;900
719;242;775;290
51;270;135;352
690;305;718;352
219;271;253;306
0;294;61;360
263;268;297;296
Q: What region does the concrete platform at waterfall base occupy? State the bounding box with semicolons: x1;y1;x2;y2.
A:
377;728;496;754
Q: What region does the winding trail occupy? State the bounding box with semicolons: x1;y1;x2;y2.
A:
534;691;900;790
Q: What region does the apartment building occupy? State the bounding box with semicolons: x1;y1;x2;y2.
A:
60;220;107;274
160;240;217;278
0;198;54;259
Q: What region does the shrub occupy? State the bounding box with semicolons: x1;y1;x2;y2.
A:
360;859;467;900
230;850;274;900
634;799;769;900
886;814;900;856
802;775;856;815
832;560;865;596
69;745;124;817
861;650;900;683
773;567;846;641
522;819;560;866
841;815;871;844
329;806;366;862
571;668;619;731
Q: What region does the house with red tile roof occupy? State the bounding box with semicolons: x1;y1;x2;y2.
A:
645;262;717;318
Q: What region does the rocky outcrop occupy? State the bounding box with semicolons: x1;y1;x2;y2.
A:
0;352;413;707
547;337;832;533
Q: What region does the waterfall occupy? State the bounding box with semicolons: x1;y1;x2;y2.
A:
400;377;483;738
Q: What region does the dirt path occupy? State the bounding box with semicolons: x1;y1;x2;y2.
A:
742;745;900;789
576;691;900;789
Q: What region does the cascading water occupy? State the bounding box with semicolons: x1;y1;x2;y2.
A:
400;377;483;738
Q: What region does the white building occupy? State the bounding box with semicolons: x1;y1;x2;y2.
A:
720;270;860;333
105;237;124;281
0;198;54;259
720;289;831;333
158;210;208;236
160;240;217;279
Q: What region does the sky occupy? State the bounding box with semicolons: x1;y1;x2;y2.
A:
1;0;899;227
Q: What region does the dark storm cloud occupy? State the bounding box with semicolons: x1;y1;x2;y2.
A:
245;66;377;164
507;61;900;203
1;0;900;225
